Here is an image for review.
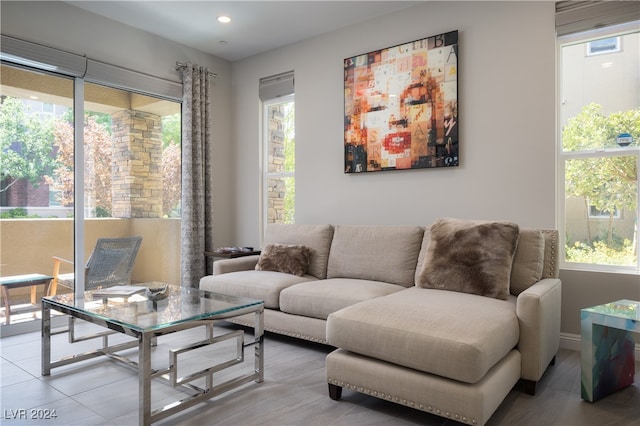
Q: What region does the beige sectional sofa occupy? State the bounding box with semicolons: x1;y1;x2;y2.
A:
199;220;561;426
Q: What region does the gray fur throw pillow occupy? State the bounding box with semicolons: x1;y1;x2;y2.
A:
255;243;312;276
417;218;520;300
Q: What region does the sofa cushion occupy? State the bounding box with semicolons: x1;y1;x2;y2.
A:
255;243;312;277
264;224;334;279
510;229;544;296
326;287;519;384
417;218;519;300
280;278;405;320
199;270;316;309
327;225;424;287
414;228;431;284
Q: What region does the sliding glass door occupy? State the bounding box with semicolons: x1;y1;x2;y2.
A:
1;64;182;334
0;64;75;330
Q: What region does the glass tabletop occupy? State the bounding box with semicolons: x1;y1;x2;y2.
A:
582;299;639;321
43;283;263;332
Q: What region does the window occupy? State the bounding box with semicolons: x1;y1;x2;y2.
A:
586;37;620;55
260;72;295;229
82;83;181;219
558;23;639;271
588;203;620;219
263;96;295;226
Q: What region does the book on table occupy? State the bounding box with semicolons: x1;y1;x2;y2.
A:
92;285;147;298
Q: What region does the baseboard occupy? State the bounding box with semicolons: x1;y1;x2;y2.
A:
560;332;640;358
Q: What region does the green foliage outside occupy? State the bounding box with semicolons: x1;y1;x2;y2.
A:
0;207;32;218
162;114;181;148
0;97;57;191
563;103;639;265
283;178;295;224
566;239;635;266
0;207;58;219
283;102;295;223
95;206;111;217
87;111;111;132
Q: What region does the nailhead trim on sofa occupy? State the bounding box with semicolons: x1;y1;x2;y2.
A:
327;378;479;425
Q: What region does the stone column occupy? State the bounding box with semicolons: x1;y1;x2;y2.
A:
111;110;163;218
266;105;287;224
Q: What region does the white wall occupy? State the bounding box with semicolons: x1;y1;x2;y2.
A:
0;0;235;246
232;1;557;248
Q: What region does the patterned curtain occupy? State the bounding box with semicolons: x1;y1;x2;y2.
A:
180;63;213;287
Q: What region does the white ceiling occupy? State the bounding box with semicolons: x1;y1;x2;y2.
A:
65;1;421;62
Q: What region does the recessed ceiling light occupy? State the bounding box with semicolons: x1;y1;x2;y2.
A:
217;16;231;24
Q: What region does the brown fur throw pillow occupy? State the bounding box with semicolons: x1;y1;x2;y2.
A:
255;243;312;276
417;218;520;300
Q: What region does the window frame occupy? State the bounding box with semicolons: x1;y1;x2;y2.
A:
587;200;621;219
557;23;640;274
586;36;621;56
260;94;295;234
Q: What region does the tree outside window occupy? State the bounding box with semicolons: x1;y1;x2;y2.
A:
563;104;638;266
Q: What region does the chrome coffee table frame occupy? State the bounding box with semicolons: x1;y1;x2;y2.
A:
41;285;264;425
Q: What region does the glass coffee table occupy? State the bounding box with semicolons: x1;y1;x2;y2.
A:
41;284;264;425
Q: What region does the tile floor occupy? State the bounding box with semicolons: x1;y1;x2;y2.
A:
1;321;639;426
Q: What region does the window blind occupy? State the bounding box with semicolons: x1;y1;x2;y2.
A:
0;34;87;77
556;1;640;36
259;71;294;101
86;59;182;101
1;35;182;101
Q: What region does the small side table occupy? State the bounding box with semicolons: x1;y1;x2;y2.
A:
204;249;261;274
0;274;53;325
581;299;639;402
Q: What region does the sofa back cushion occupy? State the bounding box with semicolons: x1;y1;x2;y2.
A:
510;228;559;294
264;224;334;279
509;229;544;296
326;225;424;287
414;228;431;284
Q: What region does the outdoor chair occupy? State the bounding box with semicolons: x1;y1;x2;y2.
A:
51;236;143;295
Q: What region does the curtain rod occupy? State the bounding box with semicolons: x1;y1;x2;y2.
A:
176;61;218;78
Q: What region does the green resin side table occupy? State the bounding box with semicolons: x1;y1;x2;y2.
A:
581;299;639;402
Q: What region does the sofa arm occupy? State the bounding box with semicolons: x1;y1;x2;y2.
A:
516;278;562;385
213;255;260;275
